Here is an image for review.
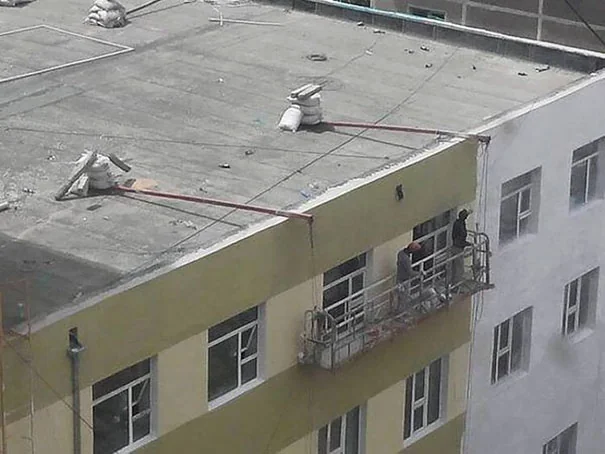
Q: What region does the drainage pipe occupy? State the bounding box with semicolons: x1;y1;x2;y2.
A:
67;330;85;454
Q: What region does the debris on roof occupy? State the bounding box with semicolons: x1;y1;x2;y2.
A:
55;151;129;200
279;84;323;132
85;0;127;28
306;53;328;62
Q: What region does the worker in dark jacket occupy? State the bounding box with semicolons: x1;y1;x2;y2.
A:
396;242;423;307
451;209;471;285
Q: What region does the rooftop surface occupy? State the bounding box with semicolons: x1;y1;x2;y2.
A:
0;0;594;327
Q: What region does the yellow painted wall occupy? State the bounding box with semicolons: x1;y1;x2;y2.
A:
266;279;320;377
370;232;413;282
401;414;465;454
2;140;477;454
447;342;470;421
5;387;93;454
366;381;405;454
278;434;314;454
156;332;207;436
138;297;471;454
226;337;470;454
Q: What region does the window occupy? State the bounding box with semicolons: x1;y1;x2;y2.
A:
323;253;367;335
563;268;598;336
491;307;532;384
570;139;602;209
337;0;370;6
543;423;577;454
208;306;260;402
412;211;451;278
404;358;444;440
499;169;540;244
409;6;446;20
93;359;153;454
318;406;361;454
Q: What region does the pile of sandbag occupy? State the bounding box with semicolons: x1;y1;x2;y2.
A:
85;0;127;28
278;84;323;132
70;153;118;197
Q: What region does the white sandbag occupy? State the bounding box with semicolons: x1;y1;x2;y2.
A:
297;105;322;116
100;9;126;27
89;157;111;172
300;113;323;126
93;0;124;11
88;172;116;189
77;153;110;171
88;4;102;13
287;93;321;107
89;179;115;190
87;12;101;20
278;106;303;132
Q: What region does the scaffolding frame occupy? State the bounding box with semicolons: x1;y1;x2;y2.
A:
299;232;493;369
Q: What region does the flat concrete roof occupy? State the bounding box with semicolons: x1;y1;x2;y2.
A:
0;0;594;327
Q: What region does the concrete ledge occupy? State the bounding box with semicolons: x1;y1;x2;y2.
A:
263;0;605;72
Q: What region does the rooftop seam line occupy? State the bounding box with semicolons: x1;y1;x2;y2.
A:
0;25;134;85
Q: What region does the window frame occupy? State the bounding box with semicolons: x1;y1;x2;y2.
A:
92;359;155;454
500;183;532;242
543;423;577;454
411;211;452;281
403;357;444;442
562;269;598;337
491;308;532;384
207;305;263;407
318;406;362;454
322;253;368;337
570;146;599;209
408;5;446;20
499;169;541;245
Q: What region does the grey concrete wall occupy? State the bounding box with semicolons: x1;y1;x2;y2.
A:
465;5;538;38
468;74;605;454
370;0;605;51
374;0;463;21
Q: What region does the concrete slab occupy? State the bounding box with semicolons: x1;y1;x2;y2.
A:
0;0;592;325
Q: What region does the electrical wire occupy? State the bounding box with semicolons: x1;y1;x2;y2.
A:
4;339;95;433
562;0;605;50
3;339;124;454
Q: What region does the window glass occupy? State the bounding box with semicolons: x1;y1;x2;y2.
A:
324;254;366;286
499;195;518;243
93;360;150;400
208;337;238;401
427;359;441;424
209;307;258;342
93;359;152;454
345;407;360;454
570;162;588;207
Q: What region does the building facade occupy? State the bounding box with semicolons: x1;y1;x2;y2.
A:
2;140;484;454
466;70;605;454
3;2;604;453
371;0;605;51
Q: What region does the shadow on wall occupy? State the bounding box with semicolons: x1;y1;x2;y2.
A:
0;233;122;330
